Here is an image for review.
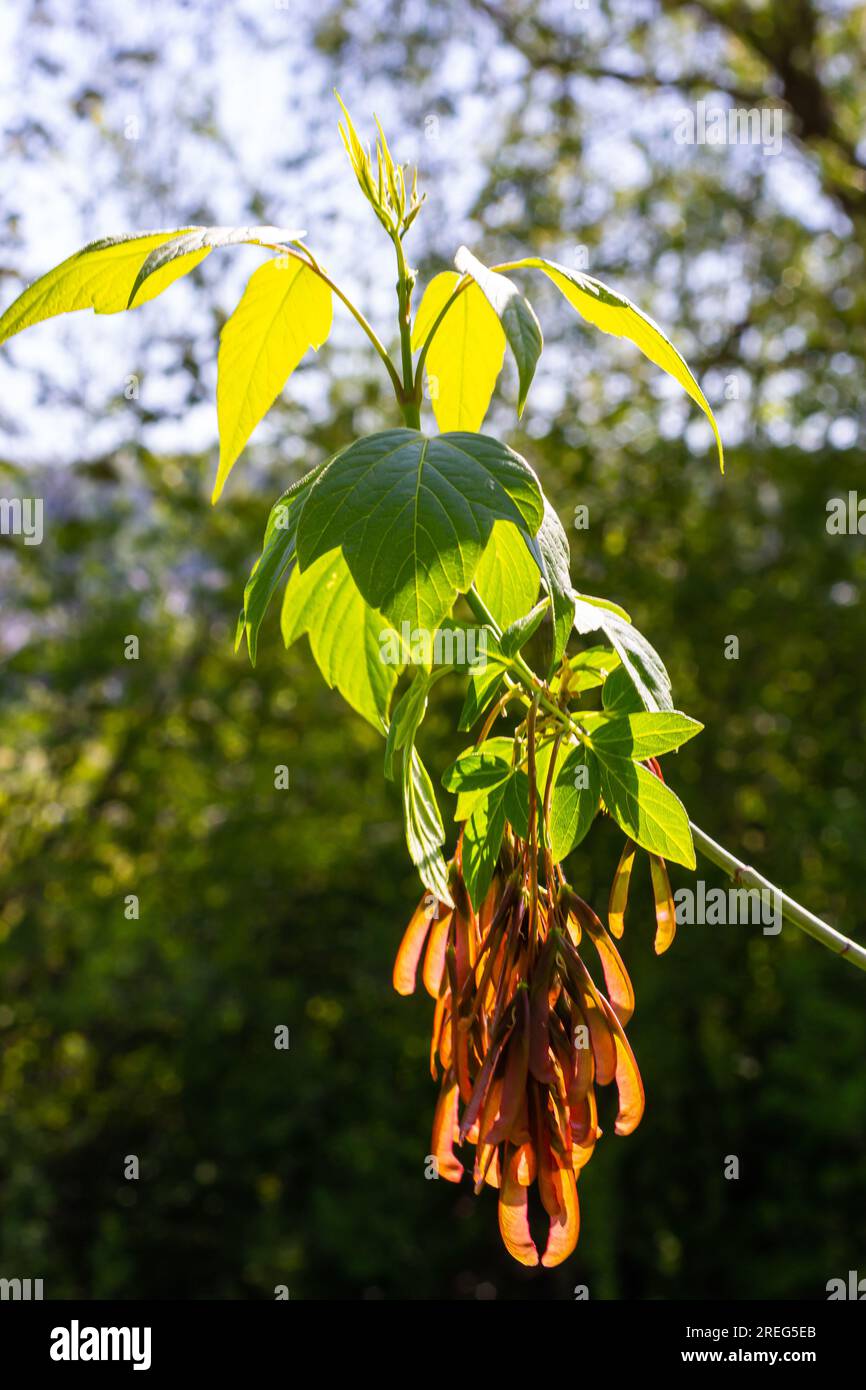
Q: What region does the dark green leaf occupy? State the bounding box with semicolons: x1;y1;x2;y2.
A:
402;745;453;905
240;463;326;664
296;429;545;633
500;597;550;658
597;754;695;868
546;746;601;860
573;597;673;712
587;711;703;761
524;499;574;672
462;785;508;910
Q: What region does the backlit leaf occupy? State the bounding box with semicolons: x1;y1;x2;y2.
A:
508;255;724;471
546;746;601;861
214;257;332;502
473;520;540;630
281;549;397;731
127;225;306;307
574;597;673;712
403;745;452;906
296;429;545;633
587;711;703;761
597;753;695;868
240;463;327;664
0;229;208;345
454;246;543;416
524;499;574;672
602;664;644;714
462;783;508;910
412;272;505;431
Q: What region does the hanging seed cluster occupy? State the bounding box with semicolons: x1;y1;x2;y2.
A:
394;774;676;1268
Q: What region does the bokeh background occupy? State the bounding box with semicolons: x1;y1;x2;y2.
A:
1;0;864;1300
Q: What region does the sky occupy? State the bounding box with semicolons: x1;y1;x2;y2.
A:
0;0;851;476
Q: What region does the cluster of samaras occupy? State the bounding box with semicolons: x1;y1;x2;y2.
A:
394;830;674;1268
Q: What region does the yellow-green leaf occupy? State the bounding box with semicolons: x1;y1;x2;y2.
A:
0;229;207;346
508;257;724;472
474;520;540;631
281;549;396;730
214;257;332;502
412;271;505;432
454;246;543;416
126;225;306;308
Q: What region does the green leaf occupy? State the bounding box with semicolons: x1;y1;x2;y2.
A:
0;229;210;345
587;711;703;761
508;256;724;471
411;272;505;431
442;741;514;821
573;589;631;623
503;769;533;840
403;745;453;906
380;618;489;673
126;225;306;307
525;499;574;672
296;429;545;633
553;646;620;695
462;784;508;910
473;520;540;630
383;670;445;780
454;246;543;416
546;746;601;861
573;597;673;712
280;549;397;731
597;754;696;868
240;464;326;664
214;257;332;502
500;598;550;658
602;664;645;714
457;632;510;731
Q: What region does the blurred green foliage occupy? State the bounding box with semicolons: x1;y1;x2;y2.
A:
1;0;865;1301
1;424;864;1301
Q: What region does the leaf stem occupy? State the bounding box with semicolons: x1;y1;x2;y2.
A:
463;585;866;973
392;233;421;428
688;823;866;973
280;246;404;398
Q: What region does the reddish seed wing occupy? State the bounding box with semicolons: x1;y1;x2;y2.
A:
459;1020;513;1143
570;895;635;1026
393;896;436;995
422;909;453;998
541;1162;580;1268
608;839;636;939
582;994;617;1086
528;932;558;1084
537;1135;566;1222
569;1026;595;1107
514;1141;537;1187
474;1076;505;1193
429;992;447;1080
650;855;677;954
571;1087;601;1170
431;1080;464;1183
598;995;645;1135
498;1149;539;1267
486;988;531;1145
